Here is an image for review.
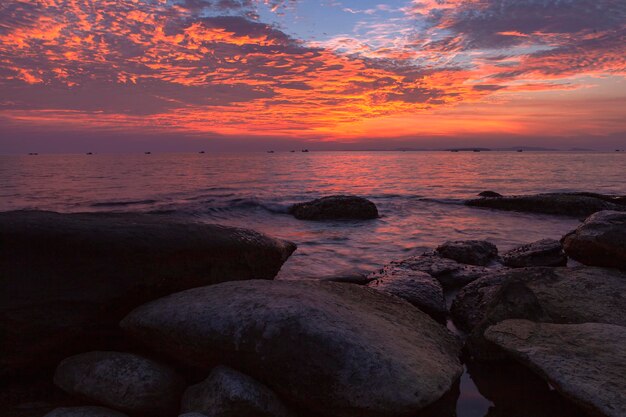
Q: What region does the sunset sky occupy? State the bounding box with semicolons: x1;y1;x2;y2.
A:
1;0;625;152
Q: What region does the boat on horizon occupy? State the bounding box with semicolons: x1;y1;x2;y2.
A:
302;149;309;153
145;152;151;155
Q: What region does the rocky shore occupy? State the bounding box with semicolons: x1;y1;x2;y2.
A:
1;202;625;417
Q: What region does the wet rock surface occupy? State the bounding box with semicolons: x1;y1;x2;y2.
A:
501;239;567;268
53;351;185;416
466;193;626;217
367;266;446;320
436;240;498;266
386;253;494;290
485;320;626;417
122;280;462;417
0;210;296;376
44;407;129;417
562;210;626;269
181;366;293;417
451;266;626;335
289;195;378;220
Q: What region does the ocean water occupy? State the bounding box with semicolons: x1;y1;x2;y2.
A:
2;150;624;416
2;151;624;280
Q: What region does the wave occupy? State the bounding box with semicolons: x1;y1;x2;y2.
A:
91;199;157;207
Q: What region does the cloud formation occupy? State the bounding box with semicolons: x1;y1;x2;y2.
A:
0;0;624;146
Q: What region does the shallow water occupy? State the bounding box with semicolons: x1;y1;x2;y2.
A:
2;151;624;279
1;150;624;416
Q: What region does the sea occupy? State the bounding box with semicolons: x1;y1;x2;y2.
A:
1;150;625;417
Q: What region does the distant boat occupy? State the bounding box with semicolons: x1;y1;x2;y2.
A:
473;149;481;153
290;150;296;153
517;149;523;153
28;152;38;155
86;152;93;155
267;150;275;154
450;150;459;153
145;152;151;155
199;151;205;154
302;149;309;153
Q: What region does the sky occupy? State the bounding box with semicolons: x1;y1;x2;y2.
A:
0;0;625;152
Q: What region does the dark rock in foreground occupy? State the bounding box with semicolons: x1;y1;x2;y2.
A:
485;320;626;417
54;351;184;416
562;211;626;269
181;366;293;417
289;195;378;220
122;280;462;417
452;266;626;333
44;407;129;417
436;240;498;266
466;193;626;217
385;253;494;290
501;239;567;268
0;210;296;376
367;266;446;321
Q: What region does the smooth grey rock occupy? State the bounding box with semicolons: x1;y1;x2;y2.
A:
53;351;185;416
451;266;626;334
485;320;626;417
502;239;567;268
387;253;493;290
367;266;446;320
0;210;296;376
181;366;293;417
436;240;498;266
289;195;378;220
562;210;626;269
121;280;462;417
466;193;626;217
44;407;129;417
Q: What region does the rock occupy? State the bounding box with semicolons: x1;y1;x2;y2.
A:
465;193;626;217
53;351;185;416
181;366;293;417
44;407;129;417
0;210;296;376
562;211;626;269
501;239;567;268
478;191;503;198
436;240;498;266
289;195;378;220
390;253;494;290
121;280;463;417
451;266;626;334
485;320;626;417
367;266;446;320
179;414;208;417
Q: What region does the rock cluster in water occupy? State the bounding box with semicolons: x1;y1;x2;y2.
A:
466;191;626;217
2;205;625;417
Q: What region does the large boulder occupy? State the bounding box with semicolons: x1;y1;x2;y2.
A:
181;366;293;417
466;193;625;217
121;280;463;417
288;195;378;220
366;267;446;321
501;239;567;268
384;253;493;290
44;407;129;417
0;210;296;376
451;266;626;334
436;240;498;266
562;211;626;269
485;320;626;417
54;351;185;416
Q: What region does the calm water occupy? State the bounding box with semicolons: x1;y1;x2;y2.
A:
2;151;624;279
1;150;623;417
